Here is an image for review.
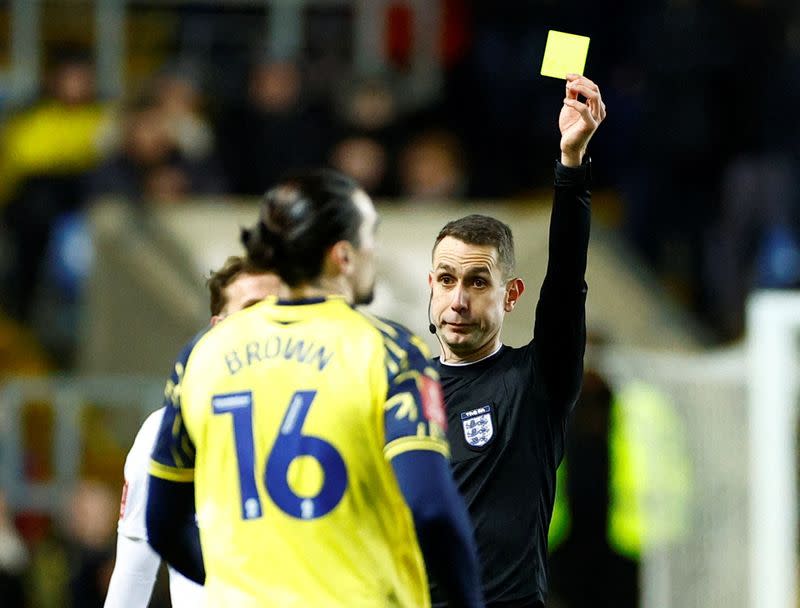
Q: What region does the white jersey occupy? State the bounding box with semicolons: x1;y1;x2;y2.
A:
106;408;204;607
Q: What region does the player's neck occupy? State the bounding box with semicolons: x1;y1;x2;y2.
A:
285;277;353;304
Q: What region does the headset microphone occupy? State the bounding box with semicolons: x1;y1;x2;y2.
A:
427;291;436;334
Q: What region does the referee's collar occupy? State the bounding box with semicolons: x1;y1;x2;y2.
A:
438;343;504;367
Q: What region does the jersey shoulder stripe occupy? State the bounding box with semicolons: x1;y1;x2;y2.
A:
149;327;210;482
359;312;449;459
358;313;435;376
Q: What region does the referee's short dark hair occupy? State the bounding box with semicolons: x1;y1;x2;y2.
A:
206;255;261;316
433;214;516;278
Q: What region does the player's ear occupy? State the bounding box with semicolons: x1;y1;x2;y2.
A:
210;314;224;326
328;240;355;274
504;278;525;312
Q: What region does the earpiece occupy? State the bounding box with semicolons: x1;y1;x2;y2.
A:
427;291;436;334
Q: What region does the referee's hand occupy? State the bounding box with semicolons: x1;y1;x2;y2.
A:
559;74;607;167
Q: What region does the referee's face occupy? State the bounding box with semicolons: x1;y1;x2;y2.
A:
429;236;522;363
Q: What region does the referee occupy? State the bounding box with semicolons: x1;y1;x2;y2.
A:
427;74;606;607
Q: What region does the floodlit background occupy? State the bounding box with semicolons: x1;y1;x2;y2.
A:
0;1;798;607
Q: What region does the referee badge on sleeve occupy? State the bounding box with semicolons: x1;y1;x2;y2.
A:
460;405;495;448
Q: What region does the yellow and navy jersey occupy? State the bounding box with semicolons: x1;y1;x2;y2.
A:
150;296;448;607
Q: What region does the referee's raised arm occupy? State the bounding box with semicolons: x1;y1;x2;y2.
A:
534;74;606;413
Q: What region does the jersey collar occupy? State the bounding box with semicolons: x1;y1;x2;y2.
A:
274;295;347;306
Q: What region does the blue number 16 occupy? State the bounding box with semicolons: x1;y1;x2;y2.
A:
212;390;348;521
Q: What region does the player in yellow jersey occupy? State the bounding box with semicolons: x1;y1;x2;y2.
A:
146;170;483;607
105;255;282;608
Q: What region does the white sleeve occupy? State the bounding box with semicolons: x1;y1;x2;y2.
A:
118;409;166;540
168;566;206;608
103;533;160;608
109;408;206;607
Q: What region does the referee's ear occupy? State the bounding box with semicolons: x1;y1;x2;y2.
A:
503;278;525;312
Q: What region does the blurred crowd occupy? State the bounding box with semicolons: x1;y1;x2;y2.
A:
0;1;796;605
0;481;173;608
0;1;797;354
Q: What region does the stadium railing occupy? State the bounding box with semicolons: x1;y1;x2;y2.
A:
0;375;164;515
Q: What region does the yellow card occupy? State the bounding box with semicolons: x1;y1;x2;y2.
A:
540;30;590;79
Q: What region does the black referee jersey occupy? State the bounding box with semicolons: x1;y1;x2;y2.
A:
430;160;591;607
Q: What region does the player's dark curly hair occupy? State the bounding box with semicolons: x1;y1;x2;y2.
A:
241;169;362;287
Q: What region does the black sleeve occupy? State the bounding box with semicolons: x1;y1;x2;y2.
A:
146;476;205;584
391;451;484;608
532;159;591;413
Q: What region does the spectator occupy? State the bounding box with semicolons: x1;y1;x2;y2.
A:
151;66;215;162
64;481;118;608
88;96;225;205
329;77;402;196
0;48;111;321
398;129;467;199
216;56;333;195
330;137;389;196
548;370;639;608
549;339;693;608
25;481;118;608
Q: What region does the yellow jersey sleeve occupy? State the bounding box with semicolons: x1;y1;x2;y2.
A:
374;317;450;461
149;334;203;483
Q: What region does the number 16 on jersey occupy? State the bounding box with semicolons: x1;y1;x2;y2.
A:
212;390;349;521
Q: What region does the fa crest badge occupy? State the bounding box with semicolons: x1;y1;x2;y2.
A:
460;405;494;448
